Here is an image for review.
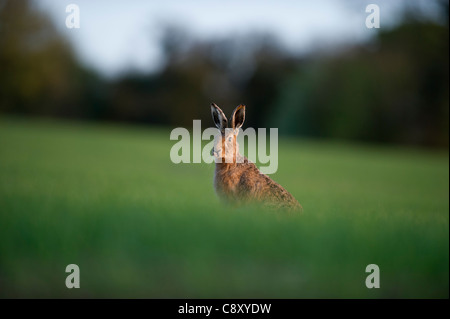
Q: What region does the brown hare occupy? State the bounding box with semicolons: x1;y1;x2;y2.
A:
210;103;302;211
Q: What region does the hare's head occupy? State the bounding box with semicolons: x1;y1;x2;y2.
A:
210;103;245;163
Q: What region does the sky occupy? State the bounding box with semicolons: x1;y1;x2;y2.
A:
35;0;441;78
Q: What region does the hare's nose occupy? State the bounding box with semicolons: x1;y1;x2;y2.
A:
211;148;220;156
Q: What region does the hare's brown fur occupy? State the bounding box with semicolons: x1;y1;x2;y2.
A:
214;160;302;210
211;103;302;211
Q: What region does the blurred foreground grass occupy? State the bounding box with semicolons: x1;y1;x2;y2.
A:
0;117;448;298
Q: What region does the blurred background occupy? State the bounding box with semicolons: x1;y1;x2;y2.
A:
0;0;448;147
0;0;448;298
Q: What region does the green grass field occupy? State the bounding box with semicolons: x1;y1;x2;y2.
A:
0;117;448;298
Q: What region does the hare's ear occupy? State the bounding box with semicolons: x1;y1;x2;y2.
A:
211;103;227;131
231;104;245;130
